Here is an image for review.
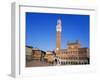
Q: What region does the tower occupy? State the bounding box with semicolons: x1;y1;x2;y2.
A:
56;18;62;55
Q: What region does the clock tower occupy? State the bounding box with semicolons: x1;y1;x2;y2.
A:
56;18;62;55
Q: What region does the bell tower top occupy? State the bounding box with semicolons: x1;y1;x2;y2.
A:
56;18;62;32
57;18;62;25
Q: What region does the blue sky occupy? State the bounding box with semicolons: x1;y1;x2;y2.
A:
26;12;89;51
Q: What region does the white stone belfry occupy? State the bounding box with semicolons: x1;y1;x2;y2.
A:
56;18;62;32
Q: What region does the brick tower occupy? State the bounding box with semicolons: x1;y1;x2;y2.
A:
56;18;62;55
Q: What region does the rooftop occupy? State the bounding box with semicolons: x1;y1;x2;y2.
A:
26;45;33;48
67;40;80;45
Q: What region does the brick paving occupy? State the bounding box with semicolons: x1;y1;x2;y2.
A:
26;60;53;67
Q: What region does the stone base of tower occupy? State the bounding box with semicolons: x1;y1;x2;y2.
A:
55;51;62;58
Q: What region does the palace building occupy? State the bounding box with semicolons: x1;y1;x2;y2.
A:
44;51;54;64
26;45;33;61
54;18;89;65
32;48;46;61
56;40;89;65
26;46;46;61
